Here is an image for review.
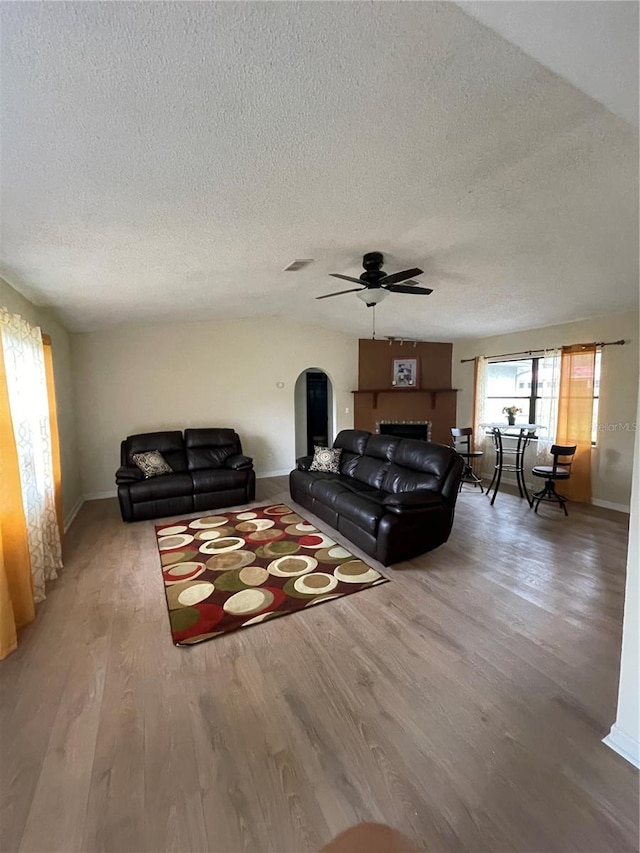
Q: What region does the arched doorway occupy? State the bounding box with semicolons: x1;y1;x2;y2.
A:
294;369;334;458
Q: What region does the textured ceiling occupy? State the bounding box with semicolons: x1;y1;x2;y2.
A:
458;0;639;126
1;1;638;338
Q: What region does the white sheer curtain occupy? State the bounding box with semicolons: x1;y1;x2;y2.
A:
536;348;561;463
472;356;488;453
0;310;62;602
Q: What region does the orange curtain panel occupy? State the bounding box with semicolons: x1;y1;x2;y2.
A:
0;341;35;660
42;337;64;541
556;344;596;503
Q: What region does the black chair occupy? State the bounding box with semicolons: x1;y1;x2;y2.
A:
531;444;577;516
451;428;484;492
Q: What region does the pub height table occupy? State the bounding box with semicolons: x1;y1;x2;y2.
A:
479;423;546;506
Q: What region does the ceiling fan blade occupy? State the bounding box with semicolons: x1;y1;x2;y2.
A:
379;267;424;286
384;284;434;295
316;287;365;300
329;273;365;284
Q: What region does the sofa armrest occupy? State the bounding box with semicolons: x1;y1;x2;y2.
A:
441;454;466;508
296;455;313;471
225;454;253;471
383;491;443;514
115;465;144;485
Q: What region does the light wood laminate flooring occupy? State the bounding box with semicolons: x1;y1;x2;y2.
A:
1;479;637;853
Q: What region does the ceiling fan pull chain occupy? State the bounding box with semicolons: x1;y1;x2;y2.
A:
372;305;376;340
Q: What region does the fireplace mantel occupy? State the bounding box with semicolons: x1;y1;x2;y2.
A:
351;387;459;408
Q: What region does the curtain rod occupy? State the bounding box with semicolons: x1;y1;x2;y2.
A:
459;339;626;364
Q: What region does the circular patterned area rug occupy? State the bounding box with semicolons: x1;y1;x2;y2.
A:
155;503;388;645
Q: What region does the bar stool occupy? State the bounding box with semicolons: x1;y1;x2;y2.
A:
451;428;484;492
531;445;576;515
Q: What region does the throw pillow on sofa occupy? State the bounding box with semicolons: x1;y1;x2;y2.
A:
131;450;173;478
309;446;342;473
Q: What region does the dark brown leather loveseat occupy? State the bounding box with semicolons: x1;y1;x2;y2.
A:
116;428;255;522
290;429;464;566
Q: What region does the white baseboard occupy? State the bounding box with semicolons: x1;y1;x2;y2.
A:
591;498;630;514
256;469;290;479
478;474;631;514
84;489;118;501
63;498;84;533
478;474;536;491
603;724;640;769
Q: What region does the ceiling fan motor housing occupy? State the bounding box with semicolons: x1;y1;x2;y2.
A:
361;251;385;285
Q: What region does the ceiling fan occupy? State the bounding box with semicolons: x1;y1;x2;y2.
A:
317;251;433;307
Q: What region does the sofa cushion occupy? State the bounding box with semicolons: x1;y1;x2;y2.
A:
346;435;399;488
333;429;370;456
341;481;388;503
190;468;249;494
126;431;187;472
382;465;440;494
187;447;229;470
310;446;342;473
333;429;369;477
384;491;444;513
338;451;360;478
364;435;400;461
185;428;240;450
395;438;453;477
184;428;241;470
128;472;193;503
310;477;351;507
352;456;390;489
131;450;173;479
334;492;386;535
291;468;343;497
382;439;452;494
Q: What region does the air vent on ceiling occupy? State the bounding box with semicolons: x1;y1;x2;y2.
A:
283;259;314;272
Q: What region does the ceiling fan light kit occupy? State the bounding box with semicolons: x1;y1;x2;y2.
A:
317;252;433;305
356;288;388;306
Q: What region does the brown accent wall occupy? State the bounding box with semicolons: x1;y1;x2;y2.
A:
354;339;457;446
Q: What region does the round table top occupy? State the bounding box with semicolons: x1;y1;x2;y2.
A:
480;423;546;431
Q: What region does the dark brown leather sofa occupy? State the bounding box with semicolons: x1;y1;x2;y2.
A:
116;428;255;522
290;429;464;566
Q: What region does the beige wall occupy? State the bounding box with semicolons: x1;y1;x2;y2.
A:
72;317;358;497
453;312;639;509
0;278;82;526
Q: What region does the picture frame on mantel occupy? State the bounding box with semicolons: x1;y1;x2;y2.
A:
392;358;419;388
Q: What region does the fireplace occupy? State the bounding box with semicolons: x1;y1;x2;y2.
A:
376;421;432;442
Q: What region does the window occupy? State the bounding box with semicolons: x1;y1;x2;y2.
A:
485;350;602;443
485;357;549;426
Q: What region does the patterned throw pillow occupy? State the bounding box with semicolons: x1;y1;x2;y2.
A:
131;450;173;478
309;446;342;473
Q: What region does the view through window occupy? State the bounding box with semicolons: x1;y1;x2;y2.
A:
485;351;602;443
